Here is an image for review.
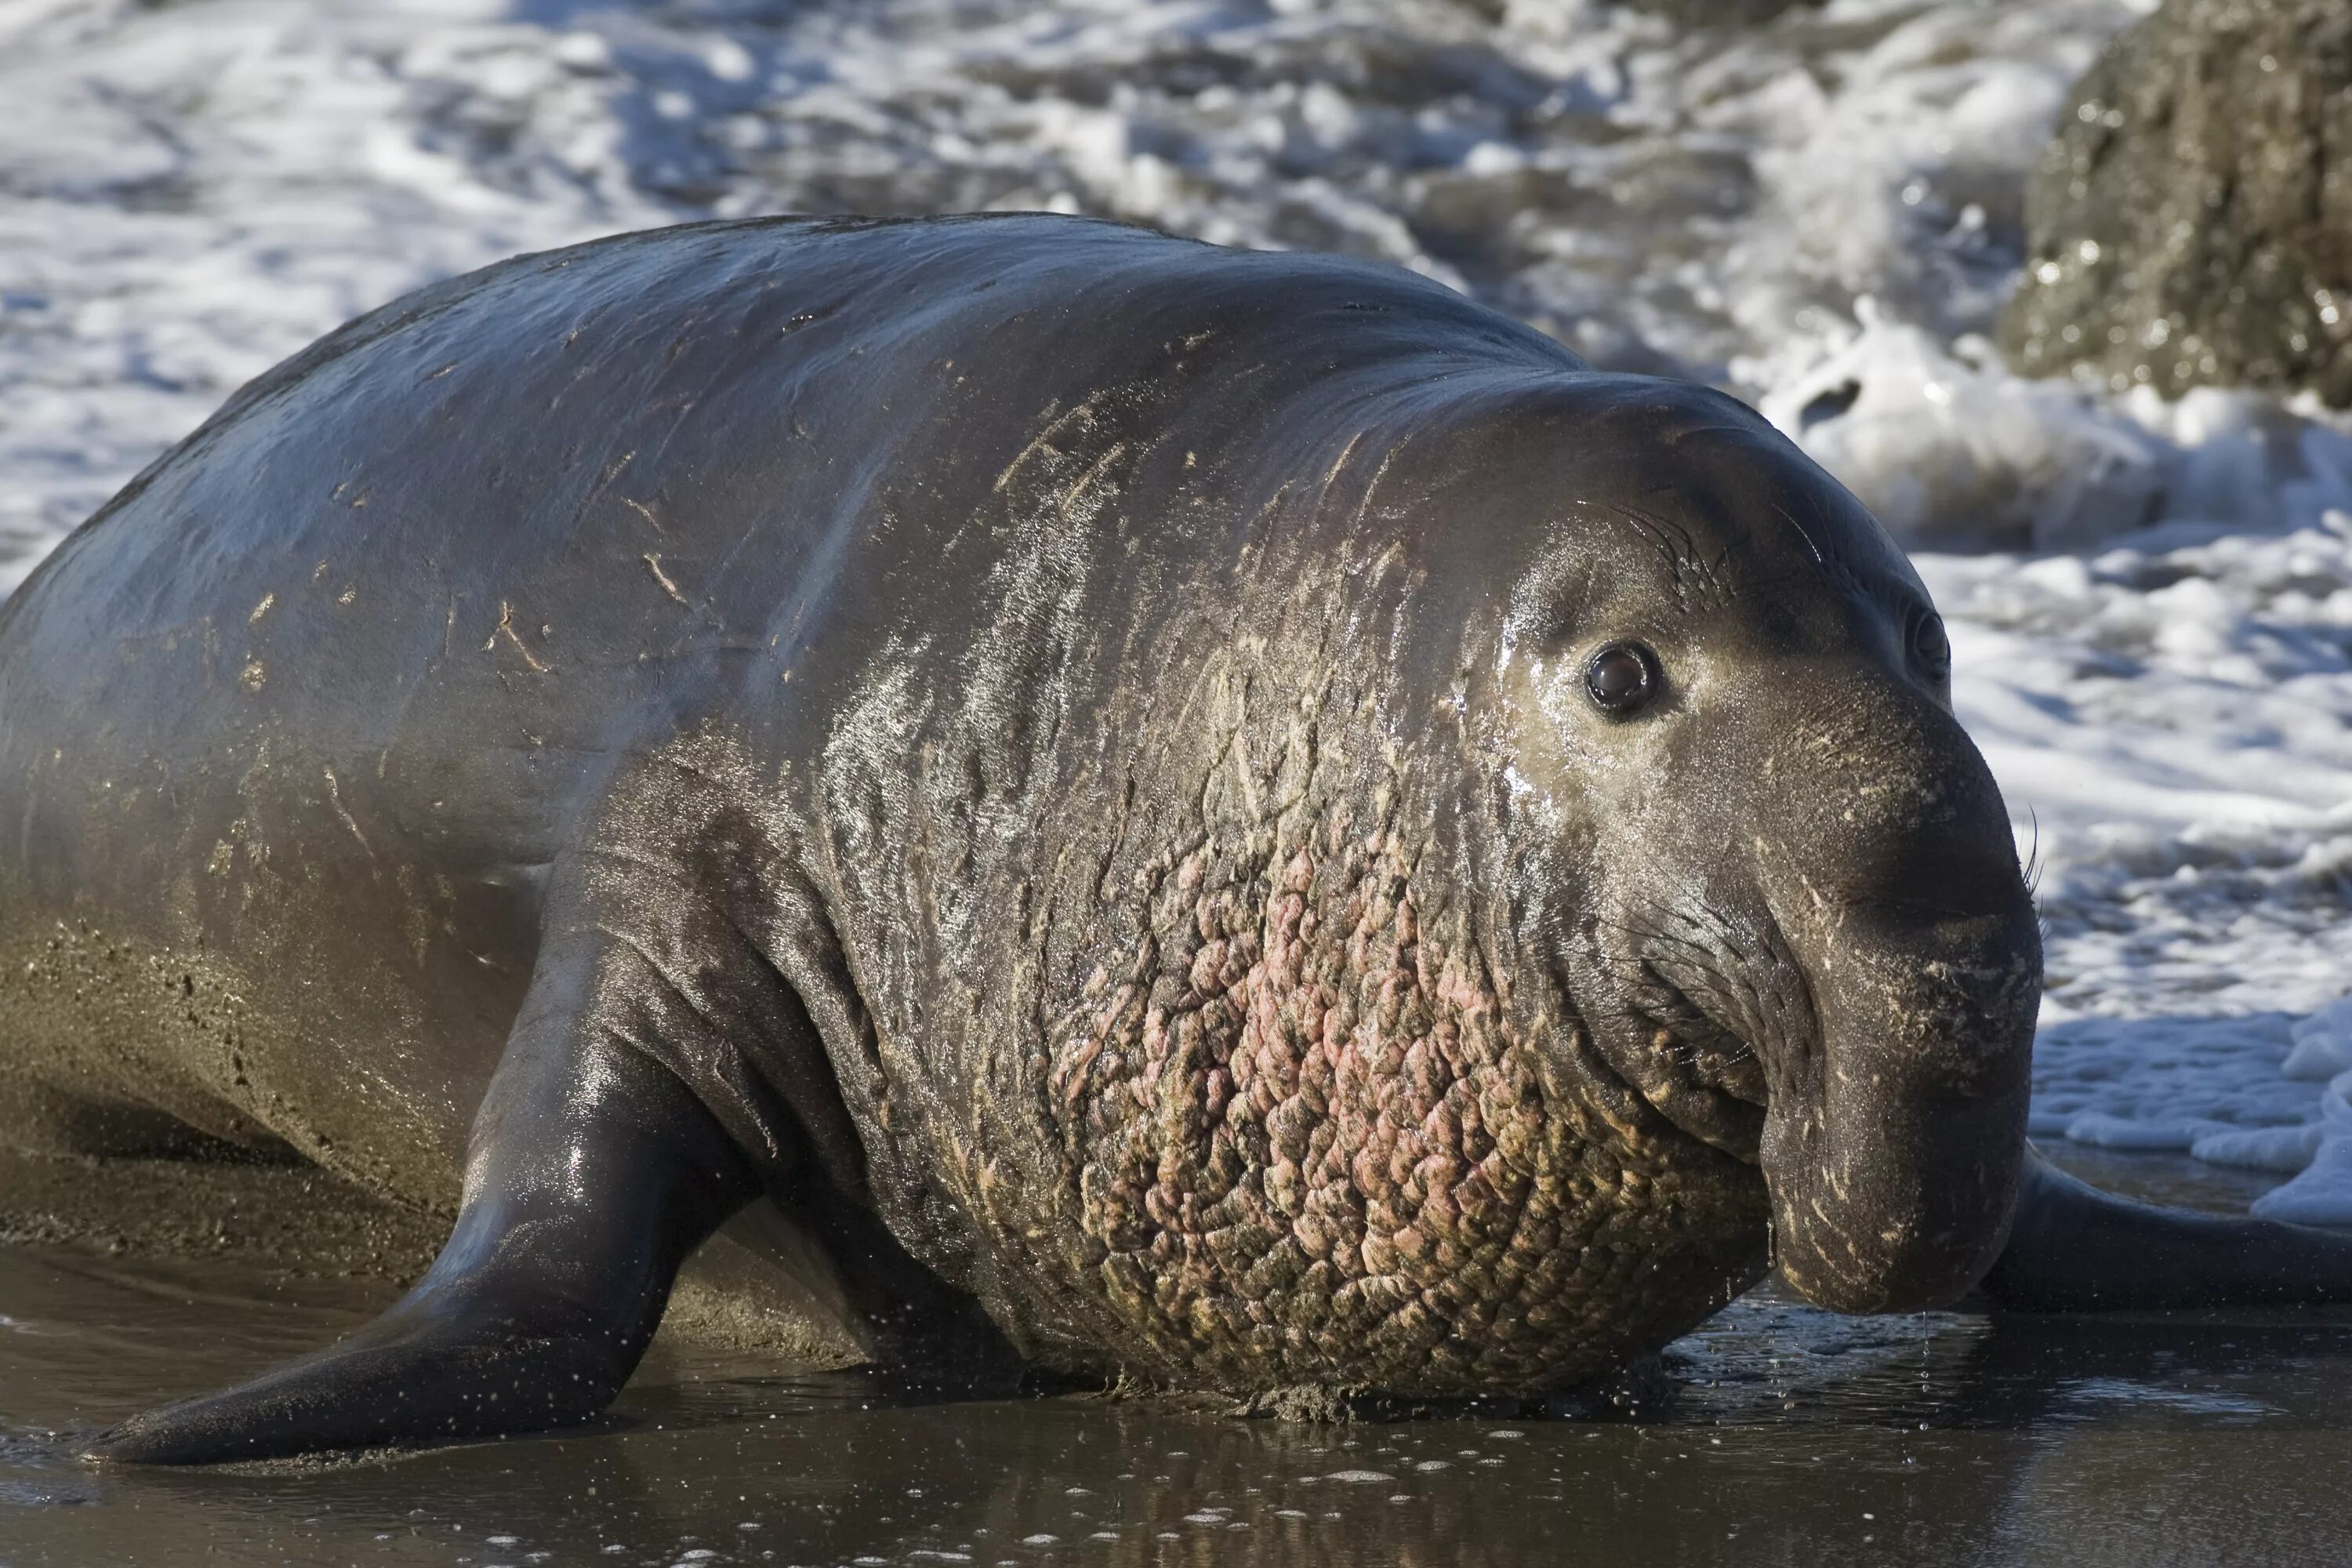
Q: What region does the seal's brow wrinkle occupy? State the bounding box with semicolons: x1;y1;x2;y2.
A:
1591;500;1737;610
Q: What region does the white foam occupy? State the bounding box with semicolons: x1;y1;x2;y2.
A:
2249;1074;2352;1225
2284;996;2352;1080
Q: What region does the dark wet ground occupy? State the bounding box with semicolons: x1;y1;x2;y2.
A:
5;1147;2350;1568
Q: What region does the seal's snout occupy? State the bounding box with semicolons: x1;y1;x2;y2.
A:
1750;681;2042;1315
1760;909;2038;1313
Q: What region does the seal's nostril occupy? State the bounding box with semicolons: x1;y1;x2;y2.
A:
1585;641;1657;715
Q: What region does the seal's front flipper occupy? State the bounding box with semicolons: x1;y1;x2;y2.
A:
85;967;760;1465
1980;1144;2352;1312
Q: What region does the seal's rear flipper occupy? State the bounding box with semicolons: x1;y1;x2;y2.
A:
1980;1145;2352;1311
84;964;760;1465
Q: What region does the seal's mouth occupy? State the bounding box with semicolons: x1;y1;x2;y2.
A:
1611;895;1836;1160
1573;907;1797;1163
1627;981;1769;1160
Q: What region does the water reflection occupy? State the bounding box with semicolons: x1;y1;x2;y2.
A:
5;1231;2351;1568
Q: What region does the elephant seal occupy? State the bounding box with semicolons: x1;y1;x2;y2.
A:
4;215;2349;1465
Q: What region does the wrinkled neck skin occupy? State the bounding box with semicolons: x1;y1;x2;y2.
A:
1014;554;1782;1396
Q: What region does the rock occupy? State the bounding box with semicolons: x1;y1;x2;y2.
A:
1998;0;2352;405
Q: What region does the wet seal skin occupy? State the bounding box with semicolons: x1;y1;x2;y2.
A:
5;215;2352;1465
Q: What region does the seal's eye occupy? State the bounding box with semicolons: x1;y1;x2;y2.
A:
1584;641;1658;716
1911;611;1951;677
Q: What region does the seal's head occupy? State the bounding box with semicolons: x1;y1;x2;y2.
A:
1439;375;2041;1313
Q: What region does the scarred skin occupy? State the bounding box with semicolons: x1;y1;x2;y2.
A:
3;216;2349;1465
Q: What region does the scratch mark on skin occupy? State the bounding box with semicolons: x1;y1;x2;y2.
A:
1770;501;1825;567
1659;423;1761;446
322;768;373;858
642;554;688;605
248;593;275;624
487;601;551;673
1231;725;1259;822
1058;443;1128;524
1349;443;1404;533
993;394;1105;493
1323;430;1365;492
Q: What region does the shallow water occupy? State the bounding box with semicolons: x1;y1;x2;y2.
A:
6;1152;2350;1568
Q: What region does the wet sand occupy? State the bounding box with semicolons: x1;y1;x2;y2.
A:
5;1147;2350;1568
